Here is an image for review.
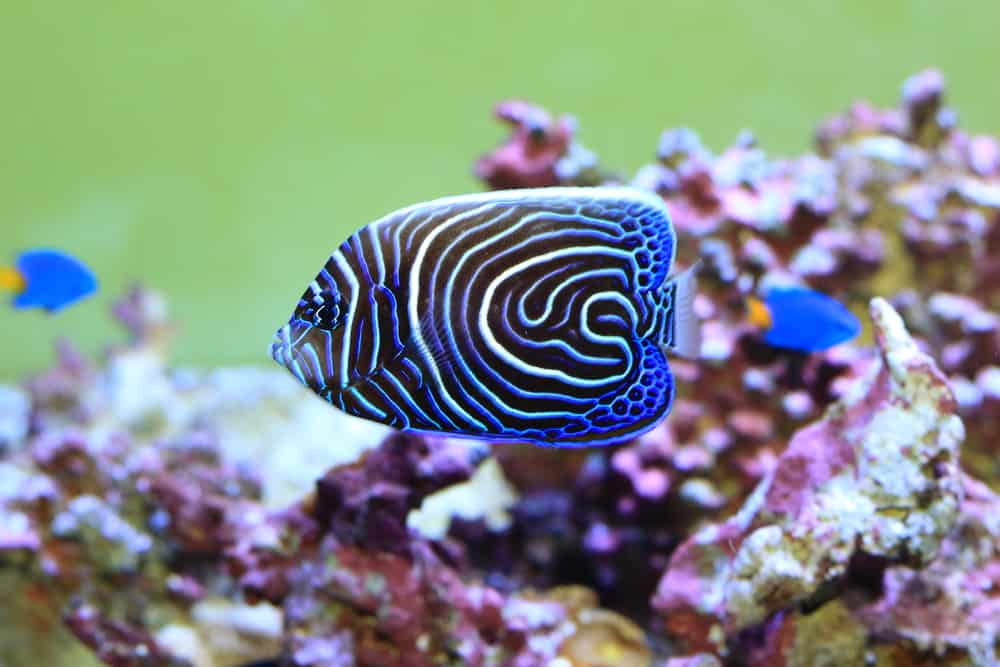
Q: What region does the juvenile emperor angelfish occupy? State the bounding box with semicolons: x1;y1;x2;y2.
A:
270;187;700;447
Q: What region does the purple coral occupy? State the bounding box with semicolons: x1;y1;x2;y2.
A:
474;100;605;189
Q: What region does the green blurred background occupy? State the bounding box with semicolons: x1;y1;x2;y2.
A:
1;2;998;376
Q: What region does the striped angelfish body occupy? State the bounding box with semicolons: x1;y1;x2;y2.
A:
270;187;698;447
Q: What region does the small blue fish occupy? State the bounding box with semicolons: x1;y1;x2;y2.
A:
0;249;98;313
746;287;860;352
271;187;700;447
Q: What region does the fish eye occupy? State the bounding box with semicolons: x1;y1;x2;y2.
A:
312;302;346;331
296;295;347;331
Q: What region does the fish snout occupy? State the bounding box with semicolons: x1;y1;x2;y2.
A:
270;319;339;394
270;321;308;382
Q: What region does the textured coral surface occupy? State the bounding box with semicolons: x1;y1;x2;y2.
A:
2;70;999;666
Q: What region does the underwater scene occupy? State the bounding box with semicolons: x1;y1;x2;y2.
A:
3;4;1000;667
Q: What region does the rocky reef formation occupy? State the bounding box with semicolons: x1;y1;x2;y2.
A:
465;68;1000;665
653;298;970;664
1;69;999;666
0;289;651;667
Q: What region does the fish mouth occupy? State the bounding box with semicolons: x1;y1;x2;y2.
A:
271;319;401;399
270;320;377;394
270;321;316;387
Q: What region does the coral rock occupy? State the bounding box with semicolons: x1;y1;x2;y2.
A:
855;474;1000;665
0;385;30;452
652;298;963;650
475;100;603;190
662;655;723;667
64;602;189;667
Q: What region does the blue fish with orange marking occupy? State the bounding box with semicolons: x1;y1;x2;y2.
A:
0;249;98;313
746;286;860;352
270;187;700;447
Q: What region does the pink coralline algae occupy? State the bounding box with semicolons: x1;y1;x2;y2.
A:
652;298;964;661
3;69;1000;666
64;602;188;667
892;289;1000;484
852;474;1000;665
474;100;605;190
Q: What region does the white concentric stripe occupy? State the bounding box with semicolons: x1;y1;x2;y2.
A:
516;264;629;327
478;245;635;387
402;357;423;386
445;213;626;403
500;283;626;367
578;292;638;358
322;329;334;376
378;367;443;430
367;224;387;285
425;205;523;423
517;260;582;321
408;203;501;431
443;212;623;333
366;287;381;376
493;288;636;388
436;211;604;414
332;249;359;389
346;385;387;420
365;378;408;428
404;204;454;252
301;341;325;386
319;267;336;290
349;237;384;379
371;207;424;288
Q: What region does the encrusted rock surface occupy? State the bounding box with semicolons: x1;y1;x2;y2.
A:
652;298;964;660
0;289;651;667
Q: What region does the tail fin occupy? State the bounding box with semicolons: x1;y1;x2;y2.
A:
663;261;701;359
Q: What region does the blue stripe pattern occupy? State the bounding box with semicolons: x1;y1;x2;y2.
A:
271;187;680;446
